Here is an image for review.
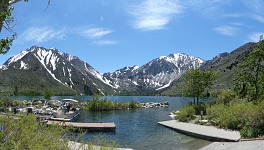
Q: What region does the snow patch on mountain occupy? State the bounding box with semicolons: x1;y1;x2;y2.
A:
7;50;29;65
20;61;29;69
0;65;7;70
104;53;205;92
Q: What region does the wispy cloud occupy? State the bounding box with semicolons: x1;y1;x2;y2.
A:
128;0;184;31
223;13;246;18
185;0;231;18
75;26;118;45
253;14;264;23
243;0;264;23
214;26;239;36
248;32;264;42
92;40;118;45
243;0;264;14
21;26;66;43
80;27;114;39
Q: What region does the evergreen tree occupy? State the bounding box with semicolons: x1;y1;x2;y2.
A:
234;36;264;100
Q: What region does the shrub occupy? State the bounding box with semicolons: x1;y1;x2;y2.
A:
175;104;195;122
129;100;138;109
0;114;70;149
240;125;264;138
0;97;13;108
207;99;264;138
216;91;237;105
207;101;248;129
86;95;139;111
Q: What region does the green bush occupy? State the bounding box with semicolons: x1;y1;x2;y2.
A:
207;102;248;129
0;114;70;149
129;100;138;109
0;97;13;108
216;91;237;105
86;95;139;111
240;125;264;138
207;99;264;138
175;104;195;122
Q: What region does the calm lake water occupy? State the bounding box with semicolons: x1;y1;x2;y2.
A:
6;96;212;150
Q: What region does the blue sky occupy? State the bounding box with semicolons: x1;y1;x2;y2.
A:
1;0;264;73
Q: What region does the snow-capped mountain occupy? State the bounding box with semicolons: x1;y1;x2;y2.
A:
0;46;114;95
104;53;205;94
0;46;205;95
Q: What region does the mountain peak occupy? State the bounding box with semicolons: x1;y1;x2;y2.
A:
104;52;205;93
1;46;115;95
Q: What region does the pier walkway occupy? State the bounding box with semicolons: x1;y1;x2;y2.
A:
158;120;240;142
47;121;116;132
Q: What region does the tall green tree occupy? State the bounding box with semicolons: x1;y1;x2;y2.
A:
234;36;264;100
181;69;216;104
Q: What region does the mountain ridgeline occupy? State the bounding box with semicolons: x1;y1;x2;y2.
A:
103;54;204;94
0;42;257;96
0;46;114;96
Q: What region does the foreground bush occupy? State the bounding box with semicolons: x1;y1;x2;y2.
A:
175;104;195;122
0;114;70;149
0;114;122;150
207;99;264;138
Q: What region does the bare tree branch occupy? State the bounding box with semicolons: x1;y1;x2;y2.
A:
45;0;51;11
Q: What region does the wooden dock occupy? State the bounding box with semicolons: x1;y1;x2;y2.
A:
47;121;116;132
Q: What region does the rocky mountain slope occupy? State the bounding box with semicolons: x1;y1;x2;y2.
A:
103;53;205;94
162;42;257;96
0;47;205;96
2;42;254;96
0;46;115;95
200;42;257;92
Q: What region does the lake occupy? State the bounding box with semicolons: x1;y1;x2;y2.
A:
6;96;212;150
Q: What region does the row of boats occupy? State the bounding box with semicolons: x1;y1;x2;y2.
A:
13;99;80;121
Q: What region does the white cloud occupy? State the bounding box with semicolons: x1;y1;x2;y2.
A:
243;0;264;14
214;26;239;36
243;0;264;23
223;13;246;18
21;26;66;43
128;0;184;31
253;14;264;23
80;28;114;39
92;40;118;45
185;0;231;18
74;26;118;45
248;32;264;42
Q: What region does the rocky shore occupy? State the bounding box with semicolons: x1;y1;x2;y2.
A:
140;101;169;108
